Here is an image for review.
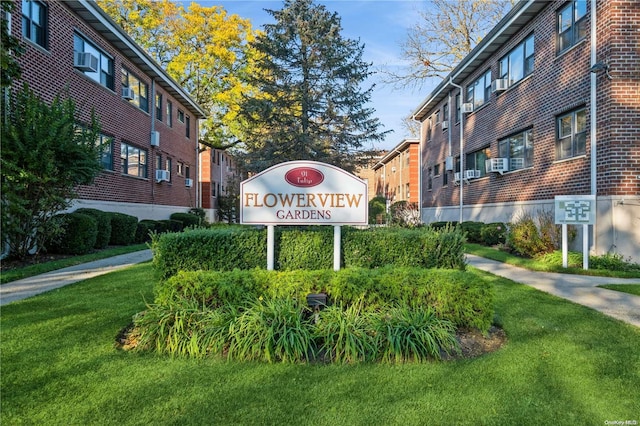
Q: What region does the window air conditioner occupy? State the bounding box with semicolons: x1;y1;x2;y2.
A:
491;78;509;92
185;178;193;188
442;120;449;130
391;167;396;172
150;131;160;147
122;87;135;100
485;158;509;175
461;102;474;113
465;170;480;179
454;172;461;182
155;169;170;182
73;51;98;72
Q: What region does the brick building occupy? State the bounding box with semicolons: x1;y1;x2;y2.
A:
8;0;207;220
372;139;420;206
200;148;239;222
412;0;639;262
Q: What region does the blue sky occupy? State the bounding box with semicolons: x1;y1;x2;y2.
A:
196;0;434;150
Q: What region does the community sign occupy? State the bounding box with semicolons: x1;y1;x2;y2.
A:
240;161;368;225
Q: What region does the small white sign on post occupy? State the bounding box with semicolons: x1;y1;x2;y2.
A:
240;161;368;270
554;195;596;270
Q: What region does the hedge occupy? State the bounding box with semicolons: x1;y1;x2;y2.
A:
108;212;138;245
170;212;201;229
154;267;494;332
152;226;467;280
46;212;97;255
74;208;111;249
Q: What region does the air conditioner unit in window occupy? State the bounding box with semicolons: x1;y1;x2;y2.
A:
185;178;193;188
150;131;160;147
454;172;461;183
155;169;170;182
442;120;449;130
491;78;509;92
391;167;396;172
122;87;135;100
74;52;98;72
485;158;509;175
465;170;481;179
461;102;474;113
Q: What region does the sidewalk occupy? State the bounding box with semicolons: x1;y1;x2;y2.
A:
0;250;153;306
467;254;640;328
1;250;639;328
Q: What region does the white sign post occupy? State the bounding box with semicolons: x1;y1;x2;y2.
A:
554;195;596;270
240;161;368;270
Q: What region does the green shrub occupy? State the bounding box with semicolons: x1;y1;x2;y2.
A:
170;212;201;229
277;228;333;270
228;297;314;363
480;222;507;246
428;221;457;231
368;196;387;224
46;212;97;255
589;253;640;272
135;221;153;243
507;211;562;257
460;221;483;243
160;219;183;233
373;305;460;362
152;227;267;280
74;208;111;249
108;212;138;245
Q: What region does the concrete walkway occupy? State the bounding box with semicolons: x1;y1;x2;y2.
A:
0;250;153;306
1;250;639;328
467;254;640;328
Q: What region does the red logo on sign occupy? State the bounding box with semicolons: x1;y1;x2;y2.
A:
285;167;324;187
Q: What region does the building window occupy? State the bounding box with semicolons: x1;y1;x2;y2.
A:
177;162;184;176
166;101;173;127
442;103;449;129
185;166;191;179
556;108;586;160
499;129;534;171
185;116;191;138
155;94;163;121
120;143;147;178
178;109;185;123
443;163;449;186
155;154;162;170
427;167;432;191
455;93;461;122
165;158;172;181
434;163;440;176
467;70;491;110
22;0;47;48
499;34;534;87
121;69;149;112
73;33;114;90
98;134;114;170
426;118;432;141
557;0;587;54
466;148;490;178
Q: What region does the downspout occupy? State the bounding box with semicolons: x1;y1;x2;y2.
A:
194;120;199;210
589;0;598;254
150;79;156;203
410;116;423;219
447;90;453;156
449;77;464;224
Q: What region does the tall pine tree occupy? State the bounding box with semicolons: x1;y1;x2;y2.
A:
236;0;388;173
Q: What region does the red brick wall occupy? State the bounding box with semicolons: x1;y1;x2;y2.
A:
10;0;200;212
420;0;639;210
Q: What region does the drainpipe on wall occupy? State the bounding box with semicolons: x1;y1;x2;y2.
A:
150;79;156;203
589;0;598;254
410;116;423;219
449;77;464;224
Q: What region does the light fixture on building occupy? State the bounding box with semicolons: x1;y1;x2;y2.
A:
590;62;612;80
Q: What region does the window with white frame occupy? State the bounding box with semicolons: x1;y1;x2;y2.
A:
165;158;172;181
557;0;587;54
121;69;149;112
22;0;47;48
499;129;534;171
467;70;491;110
178;109;185;123
97;134;114;170
120;142;147;177
73;33;114;90
556;108;586;160
499;34;534;87
465;148;490;178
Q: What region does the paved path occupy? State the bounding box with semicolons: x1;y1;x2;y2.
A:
0;250;153;306
1;250;639;328
467;254;640;328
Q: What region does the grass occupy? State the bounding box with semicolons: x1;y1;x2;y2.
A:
1;262;639;425
465;243;640;279
598;284;640;297
0;244;148;284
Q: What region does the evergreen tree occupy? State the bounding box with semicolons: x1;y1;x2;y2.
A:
236;0;388;173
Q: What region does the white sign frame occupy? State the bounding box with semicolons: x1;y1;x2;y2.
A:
554;195;596;270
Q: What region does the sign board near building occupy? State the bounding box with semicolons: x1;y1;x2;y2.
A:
240;161;368;226
554;195;596;225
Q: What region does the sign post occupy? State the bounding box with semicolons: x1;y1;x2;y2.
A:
554;195;596;270
240;161;368;270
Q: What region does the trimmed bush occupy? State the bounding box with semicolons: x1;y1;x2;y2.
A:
170;212;201;229
135;221;153;243
277;228;333;270
460;221;483;244
480;222;507;246
154;267;494;332
108;212;138;246
74;208;111;249
46;212;97;255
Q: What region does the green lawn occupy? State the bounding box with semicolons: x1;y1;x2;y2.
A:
598;284;640;297
1;262;638;425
